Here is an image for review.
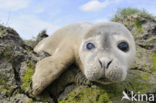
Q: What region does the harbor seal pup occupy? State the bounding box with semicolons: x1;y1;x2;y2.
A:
32;22;136;96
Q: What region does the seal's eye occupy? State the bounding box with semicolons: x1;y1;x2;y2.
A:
86;43;95;50
118;41;129;52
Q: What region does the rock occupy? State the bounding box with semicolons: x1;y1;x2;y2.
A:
0;25;52;102
0;58;17;98
7;94;33;103
0;24;23;45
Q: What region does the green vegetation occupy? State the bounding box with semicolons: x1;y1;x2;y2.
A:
59;86;111;103
59;68;156;102
37;30;47;41
0;76;14;96
134;18;143;33
21;68;34;92
97;93;110;103
0;77;7;88
112;8;140;20
0;24;8;38
0;25;16;39
153;55;156;68
125;70;156;93
3;49;10;60
150;55;156;72
27;100;33;103
111;8;156;37
21;61;35;93
26;40;35;44
112;8;155;21
59;82;127;103
24;39;35;48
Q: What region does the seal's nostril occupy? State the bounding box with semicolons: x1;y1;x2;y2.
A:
98;60;103;68
106;60;112;69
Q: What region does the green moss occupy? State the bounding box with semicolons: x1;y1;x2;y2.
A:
21;61;36;93
130;17;143;37
27;100;33;103
25;47;32;52
0;31;8;38
150;55;156;72
142;73;149;81
59;86;112;103
125;70;155;93
135;18;143;33
27;61;35;68
0;77;7;91
0;79;5;86
95;83;123;98
58;68;156;103
2;49;10;60
131;63;137;68
97;93;110;103
153;55;156;68
21;67;34;92
0;76;14;96
130;16;144;38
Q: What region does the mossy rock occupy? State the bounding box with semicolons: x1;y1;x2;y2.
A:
126;70;156;93
0;77;8;93
0;76;15;97
58;68;156;103
150;55;156;72
59;86;111;103
111;8;156;38
21;61;35;93
21;68;34;92
0;24;8;38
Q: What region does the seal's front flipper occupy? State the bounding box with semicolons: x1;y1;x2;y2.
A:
32;45;74;96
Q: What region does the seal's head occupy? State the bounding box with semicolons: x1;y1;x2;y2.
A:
79;22;136;82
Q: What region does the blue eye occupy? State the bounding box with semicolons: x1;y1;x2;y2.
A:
86;43;95;50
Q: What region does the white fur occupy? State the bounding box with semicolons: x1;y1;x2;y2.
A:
79;22;136;82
